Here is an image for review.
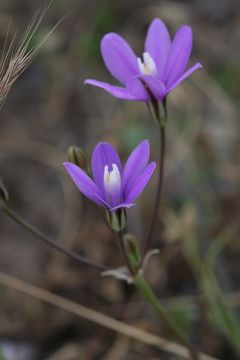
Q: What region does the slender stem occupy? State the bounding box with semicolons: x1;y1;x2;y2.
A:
115;228;198;358
134;273;199;360
144;124;165;254
117;230;135;276
2;205;108;272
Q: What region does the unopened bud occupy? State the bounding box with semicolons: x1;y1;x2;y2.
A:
106;209;127;232
67;145;89;170
124;233;141;268
0;178;9;210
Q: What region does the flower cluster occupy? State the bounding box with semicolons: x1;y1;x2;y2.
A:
65;18;201;217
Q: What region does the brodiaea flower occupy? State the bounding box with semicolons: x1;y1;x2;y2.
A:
85;18;202;102
64;140;156;211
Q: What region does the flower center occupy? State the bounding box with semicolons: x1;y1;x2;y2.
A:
137;52;157;76
104;163;121;203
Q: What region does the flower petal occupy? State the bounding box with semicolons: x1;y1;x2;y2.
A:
84;79;138;100
91;142;122;195
166;62;202;94
122;139;150;196
110;202;134;211
144;18;171;78
125;161;156;203
63;162;106;206
127;75;166;101
140;75;166;100
163;25;193;87
126;76;150;101
101;33;139;85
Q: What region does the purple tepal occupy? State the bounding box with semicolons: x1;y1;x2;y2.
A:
85;18;202;102
64;140;156;230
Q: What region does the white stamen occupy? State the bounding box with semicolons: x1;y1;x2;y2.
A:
104;163;121;196
137;52;157;75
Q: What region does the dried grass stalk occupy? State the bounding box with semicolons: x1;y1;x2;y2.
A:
0;4;60;107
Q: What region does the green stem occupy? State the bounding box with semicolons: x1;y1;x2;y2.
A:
144;102;166;255
117;230;135;276
115;230;198;358
134;273;199;360
2;205;108;272
144;125;165;254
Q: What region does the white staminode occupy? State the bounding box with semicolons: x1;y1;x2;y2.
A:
104;163;121;196
137;52;157;76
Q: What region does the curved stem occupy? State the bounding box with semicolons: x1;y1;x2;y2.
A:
135;274;199;359
3;205;108;272
144;124;165;254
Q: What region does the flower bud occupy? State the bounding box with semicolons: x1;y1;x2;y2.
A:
0;178;9;210
123;233;141;268
106;209;127;232
67;145;89;170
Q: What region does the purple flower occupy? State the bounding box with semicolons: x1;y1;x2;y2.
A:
64;140;156;211
85;18;202;102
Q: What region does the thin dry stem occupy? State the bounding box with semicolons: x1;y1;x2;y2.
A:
0;4;62;107
0;271;218;360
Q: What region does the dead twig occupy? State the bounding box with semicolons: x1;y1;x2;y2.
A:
0;271;218;360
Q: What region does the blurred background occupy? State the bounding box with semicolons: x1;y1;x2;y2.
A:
0;0;240;359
